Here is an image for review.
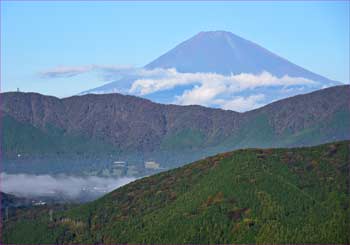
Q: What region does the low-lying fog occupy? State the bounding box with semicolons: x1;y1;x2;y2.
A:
0;172;136;202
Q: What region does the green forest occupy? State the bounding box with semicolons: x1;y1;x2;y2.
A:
2;141;349;244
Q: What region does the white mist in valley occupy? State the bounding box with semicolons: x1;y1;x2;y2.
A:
0;172;136;202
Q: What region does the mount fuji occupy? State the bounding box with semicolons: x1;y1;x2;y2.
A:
81;31;340;111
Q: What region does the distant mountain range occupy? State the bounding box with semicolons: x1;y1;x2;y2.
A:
2;85;349;174
3;141;349;244
81;31;341;111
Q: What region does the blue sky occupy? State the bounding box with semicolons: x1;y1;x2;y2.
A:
1;1;349;97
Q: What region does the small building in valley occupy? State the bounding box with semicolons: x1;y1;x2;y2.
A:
144;161;160;169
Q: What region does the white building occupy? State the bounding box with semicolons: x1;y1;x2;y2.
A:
113;161;126;167
144;161;160;169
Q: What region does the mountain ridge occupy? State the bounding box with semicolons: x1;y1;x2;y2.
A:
6;84;349;114
1;85;349;174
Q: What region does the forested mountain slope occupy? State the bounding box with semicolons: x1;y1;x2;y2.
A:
2;141;349;244
1;85;349;169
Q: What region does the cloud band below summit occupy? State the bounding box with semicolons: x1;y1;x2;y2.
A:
39;65;325;111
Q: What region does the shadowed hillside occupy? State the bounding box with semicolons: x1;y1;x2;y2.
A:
1;85;349;174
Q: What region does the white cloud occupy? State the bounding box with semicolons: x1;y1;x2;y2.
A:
39;65;322;112
215;94;266;112
175;83;227;106
129;69;224;95
131;69;318;111
39;65;94;78
39;64;135;79
1;172;135;199
129;70;318;96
